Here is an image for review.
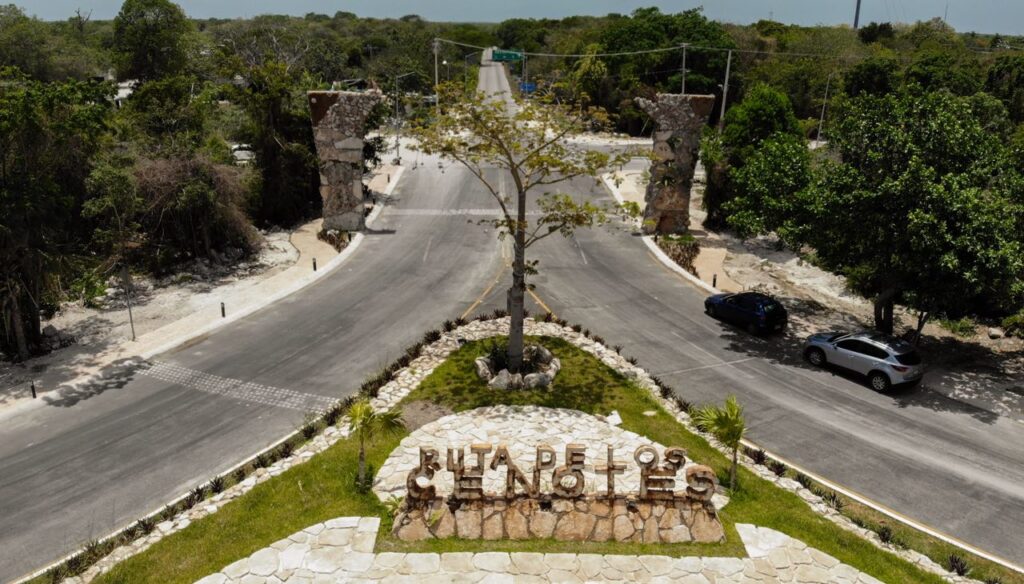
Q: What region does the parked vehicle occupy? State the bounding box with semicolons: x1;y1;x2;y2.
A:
803;331;924;391
704;291;788;335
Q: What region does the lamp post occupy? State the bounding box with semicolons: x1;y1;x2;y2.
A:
393;71;416;164
464;50;481;88
442;60;451;81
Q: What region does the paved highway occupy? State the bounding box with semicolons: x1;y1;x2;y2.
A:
474;62;1024;564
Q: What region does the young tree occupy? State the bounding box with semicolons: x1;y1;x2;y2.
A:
348;399;404;489
413;85;625;372
693;396;746;491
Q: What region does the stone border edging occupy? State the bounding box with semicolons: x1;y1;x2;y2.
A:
17;168;405;584
51;316;995;584
601;170;1018;579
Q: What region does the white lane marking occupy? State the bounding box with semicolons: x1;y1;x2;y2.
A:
670;331;757;379
655;358;756;376
139;361;337;413
574;236;588;265
422;235;434;263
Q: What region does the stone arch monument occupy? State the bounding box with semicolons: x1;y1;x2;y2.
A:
307;90;383;231
634;94;716;235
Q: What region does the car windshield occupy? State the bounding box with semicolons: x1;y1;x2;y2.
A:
760;301;781;312
895;351;922;366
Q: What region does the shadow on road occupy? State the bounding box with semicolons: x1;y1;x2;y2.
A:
41;357;145;408
710;308;1001;424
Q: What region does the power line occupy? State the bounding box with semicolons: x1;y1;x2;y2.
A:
435;37;868;62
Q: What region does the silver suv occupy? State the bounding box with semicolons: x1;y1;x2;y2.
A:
803;331;924;391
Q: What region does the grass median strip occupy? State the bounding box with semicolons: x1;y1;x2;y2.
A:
94;335;951;583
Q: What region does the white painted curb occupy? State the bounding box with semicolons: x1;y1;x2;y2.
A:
600;172;720;296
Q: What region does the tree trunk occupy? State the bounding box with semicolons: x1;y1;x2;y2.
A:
873;288;897;334
357;434;367;488
913;311;930;346
507;186;528;373
9;289;30;362
730;446;738;491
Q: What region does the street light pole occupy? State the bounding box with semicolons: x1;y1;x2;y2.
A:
393;71;415;164
680;44;688;95
717;49;732;134
433;38;440;114
815;72;833;149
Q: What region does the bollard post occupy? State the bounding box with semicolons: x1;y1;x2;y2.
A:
387;174;390;183
221;302;226;318
31;381;37;399
712;274;717;288
313;258;317;272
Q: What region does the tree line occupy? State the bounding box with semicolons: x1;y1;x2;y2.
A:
3;2;1023;358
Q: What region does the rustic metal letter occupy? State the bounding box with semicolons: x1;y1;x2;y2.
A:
533;444;557;490
552;443;586;498
490;443;536;498
596;445;626;498
406;447;441;501
686;464;718;502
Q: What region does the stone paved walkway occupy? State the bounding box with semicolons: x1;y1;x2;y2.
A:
373;405;729;509
197;517;884;583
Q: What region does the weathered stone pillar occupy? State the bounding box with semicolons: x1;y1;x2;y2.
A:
307;90;383;231
634;94;716;234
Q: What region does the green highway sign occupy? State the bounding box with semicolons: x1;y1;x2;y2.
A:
492;49;524;62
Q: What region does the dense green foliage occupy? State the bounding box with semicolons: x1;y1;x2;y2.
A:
2;0;1024;354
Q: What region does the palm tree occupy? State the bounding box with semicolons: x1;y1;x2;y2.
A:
348;399;405;489
693;396;746;491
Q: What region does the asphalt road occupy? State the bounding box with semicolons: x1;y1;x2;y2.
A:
473;62;1024;564
0;151;508;582
0;61;1021;582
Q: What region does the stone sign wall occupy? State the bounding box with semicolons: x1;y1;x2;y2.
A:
391;443;725;544
634;93;716;235
393;495;725;543
307;90;383;231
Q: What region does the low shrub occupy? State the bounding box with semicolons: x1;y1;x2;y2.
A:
232;468;247;484
744;447;768;465
674;396;693;413
626;356;639;365
187;485;206;507
453;316;468;327
278;441;294;459
254;452;272;469
422;329;441;343
821;490;845;512
1002;310;1024;337
209;475;226;494
877;525;894;544
613;344;623;354
767;459;788;476
947;553;970;576
491;308;508;319
592;334;605;345
541;312;555;323
938;316;976;338
571;324;583;333
442;319;455;332
301;421;318;440
160;504;178;521
795;472;814;490
582;328;591;338
135;516;156;535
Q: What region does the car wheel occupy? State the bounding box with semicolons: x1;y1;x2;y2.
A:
869;371;892;392
805;347;826;367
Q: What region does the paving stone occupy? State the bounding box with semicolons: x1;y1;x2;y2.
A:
400;553;440;574
472;551;512;572
248;548;279;577
440;552;475;573
510;552;546;575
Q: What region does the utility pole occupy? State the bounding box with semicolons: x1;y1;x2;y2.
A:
680;44;688;95
854;0;863;29
433;38;440;114
816;72;833;149
717;50;732;134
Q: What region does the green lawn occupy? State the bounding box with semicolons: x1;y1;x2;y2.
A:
93;335;953;583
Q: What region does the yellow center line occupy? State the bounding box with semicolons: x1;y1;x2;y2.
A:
527;288;555;318
461;263;508;320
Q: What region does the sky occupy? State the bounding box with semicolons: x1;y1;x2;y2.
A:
19;0;1024;36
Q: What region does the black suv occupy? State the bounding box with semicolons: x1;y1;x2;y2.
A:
704;292;788;335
